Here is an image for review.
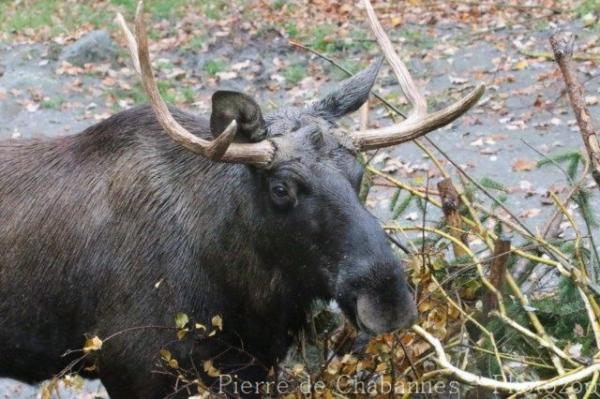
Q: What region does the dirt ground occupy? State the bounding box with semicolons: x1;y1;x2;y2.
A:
1;0;599;397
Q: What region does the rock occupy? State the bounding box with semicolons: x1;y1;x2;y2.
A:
59;30;115;66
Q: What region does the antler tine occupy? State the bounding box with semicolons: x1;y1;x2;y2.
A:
353;85;484;150
133;1;237;160
363;0;426;118
116;12;141;76
117;1;275;166
352;0;484;150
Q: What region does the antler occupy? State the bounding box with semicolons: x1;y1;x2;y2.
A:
351;0;485;151
116;2;275;167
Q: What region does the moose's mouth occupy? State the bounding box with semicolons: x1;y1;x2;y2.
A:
355;312;379;337
354;294;418;336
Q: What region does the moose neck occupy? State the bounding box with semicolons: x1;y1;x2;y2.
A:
164;155;316;332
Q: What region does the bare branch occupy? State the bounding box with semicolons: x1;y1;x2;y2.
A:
550;31;600;188
413;325;600;393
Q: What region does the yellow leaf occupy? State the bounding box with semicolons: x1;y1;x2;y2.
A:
211;315;223;331
513;59;528;70
63;374;85;390
175;313;189;329
326;359;340;375
168;358;179;369
195;323;206;332
176;328;188;340
83;336;103;353
42;379;59;399
375;361;388;373
292;363;304;375
160;349;172;362
203;360;220;377
41;386;52;399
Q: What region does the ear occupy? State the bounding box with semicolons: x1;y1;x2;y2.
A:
311;58;382;121
210;91;267;142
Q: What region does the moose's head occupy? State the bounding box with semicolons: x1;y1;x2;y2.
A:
117;2;485;335
206;59;416;334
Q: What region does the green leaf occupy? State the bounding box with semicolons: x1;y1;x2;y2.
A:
480;177;508;192
389;188;401;212
392;194;413;220
536;150;581;168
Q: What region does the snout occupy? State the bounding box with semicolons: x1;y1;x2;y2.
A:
336;260;418;336
331;195;418;336
356;292;417;335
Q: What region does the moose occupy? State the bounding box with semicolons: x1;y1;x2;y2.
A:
0;1;483;397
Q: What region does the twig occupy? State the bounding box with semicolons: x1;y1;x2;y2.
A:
447;0;564;13
425;139;536;238
550;31;600;188
583;371;599;399
430;276;506;380
505;272;579;398
370;166;600;294
520;48;600;62
490;311;581;367
412;325;600;393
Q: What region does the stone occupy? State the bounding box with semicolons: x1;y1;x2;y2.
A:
59;30;115;66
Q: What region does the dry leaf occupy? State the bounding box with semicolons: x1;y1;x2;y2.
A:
211;315;223;330
203;360;220;377
83;336;103;353
513;59;528;70
175;312;189;329
512;159;537;172
520;208;541;218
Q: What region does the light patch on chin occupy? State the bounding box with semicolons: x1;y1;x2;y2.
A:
328;299;342;312
356;295;387;334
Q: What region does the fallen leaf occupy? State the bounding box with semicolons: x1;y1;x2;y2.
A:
512;159;537;172
520;208;541;219
513;59;528;70
216;71;238;80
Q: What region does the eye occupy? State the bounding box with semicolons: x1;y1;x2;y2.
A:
269;181;296;209
272;184;288;198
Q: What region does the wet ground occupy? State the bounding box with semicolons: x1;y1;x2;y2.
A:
1;3;599;398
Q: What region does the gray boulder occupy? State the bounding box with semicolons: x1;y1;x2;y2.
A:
59;30;115;66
